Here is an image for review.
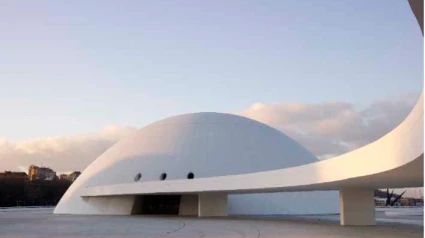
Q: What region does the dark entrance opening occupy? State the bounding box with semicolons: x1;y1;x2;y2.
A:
141;195;181;215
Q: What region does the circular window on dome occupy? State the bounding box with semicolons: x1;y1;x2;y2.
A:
160;173;167;180
187;172;194;179
134;173;142;182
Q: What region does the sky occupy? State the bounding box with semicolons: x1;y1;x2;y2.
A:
0;0;423;194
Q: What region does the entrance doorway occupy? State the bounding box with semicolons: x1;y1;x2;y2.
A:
141;195;181;215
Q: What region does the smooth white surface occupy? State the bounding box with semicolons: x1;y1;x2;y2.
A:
198;193;228;217
228;191;338;215
78;92;423;196
55;91;423;216
55;0;423;222
339;188;375;226
55;112;338;215
55;91;422;217
179;195;198;216
82;196;136;215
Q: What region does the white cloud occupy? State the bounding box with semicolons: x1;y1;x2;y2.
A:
0;125;137;173
237;92;419;159
0;92;420;184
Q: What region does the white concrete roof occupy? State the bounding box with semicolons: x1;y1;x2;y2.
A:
78;91;423;196
53;91;423;216
54;0;424;215
54;112;322;213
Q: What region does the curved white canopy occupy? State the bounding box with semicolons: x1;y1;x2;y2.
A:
81;92;423;197
54;111;328;214
54;1;423;223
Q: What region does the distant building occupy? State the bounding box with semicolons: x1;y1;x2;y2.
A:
400;197;424;207
68;171;81;181
59;171;81;182
0;171;28;181
375;196;424;207
28;165;56;181
374;197;386;207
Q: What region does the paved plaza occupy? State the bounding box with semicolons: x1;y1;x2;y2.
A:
0;208;423;238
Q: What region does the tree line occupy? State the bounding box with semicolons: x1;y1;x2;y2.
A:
0;178;72;207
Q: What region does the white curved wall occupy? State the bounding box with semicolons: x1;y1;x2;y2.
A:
80;92;422;196
229;192;339;215
55;112;337;215
55;0;422;221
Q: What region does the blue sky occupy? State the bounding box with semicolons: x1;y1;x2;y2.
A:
0;0;422;140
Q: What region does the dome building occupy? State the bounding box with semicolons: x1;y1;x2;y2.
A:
54;112;338;215
53;0;423;226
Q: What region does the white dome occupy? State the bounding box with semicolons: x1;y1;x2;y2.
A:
55;112;338;215
87;112;317;186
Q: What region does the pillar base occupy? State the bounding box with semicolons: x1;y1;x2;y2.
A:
179;195;198;216
83;195;136;215
339;188;376;226
198;193;227;217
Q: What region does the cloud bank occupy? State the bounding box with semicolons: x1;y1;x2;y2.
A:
237;93;419;159
0;92;419;175
0;125;137;173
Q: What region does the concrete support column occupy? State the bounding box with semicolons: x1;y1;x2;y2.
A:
339;188;376;226
198;193;228;217
83;195;136;215
179;195;198;216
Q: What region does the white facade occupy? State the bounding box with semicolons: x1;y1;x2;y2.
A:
54;0;423;226
54;91;422;225
55;112;338;215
